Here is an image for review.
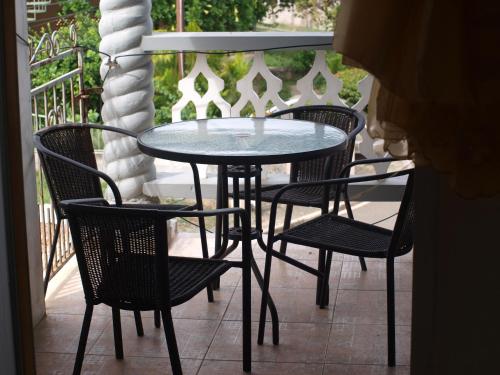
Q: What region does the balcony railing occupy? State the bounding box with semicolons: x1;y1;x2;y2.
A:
30;25;85;281
140;32;391;200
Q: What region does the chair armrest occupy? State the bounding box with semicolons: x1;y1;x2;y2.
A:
339;157;399;178
60;198;109;207
80;123;137;138
266;168;413;246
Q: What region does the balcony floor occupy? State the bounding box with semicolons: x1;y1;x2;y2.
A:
35;202;412;375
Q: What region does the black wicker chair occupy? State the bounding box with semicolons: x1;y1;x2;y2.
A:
61;199;252;375
257;160;415;367
222;106;366;304
34;124;214;333
33;124;210;292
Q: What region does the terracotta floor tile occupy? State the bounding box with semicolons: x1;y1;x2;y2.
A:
206;321;330;363
35;314;110;355
333;290;412;325
326;324;411;366
170;233;216;258
172;286;235;320
38;203;415;374
339;262;413;291
324;364;410;375
274;242;344;262
88;317;219;359
35;352;201;375
45;272;111;317
246;258;342;290
224;287;335;323
199;359;324;375
344;252;414;264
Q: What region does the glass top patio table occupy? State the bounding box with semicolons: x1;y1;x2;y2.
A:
137;117;347;165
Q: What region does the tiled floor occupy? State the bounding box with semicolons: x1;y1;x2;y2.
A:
36;202;412;374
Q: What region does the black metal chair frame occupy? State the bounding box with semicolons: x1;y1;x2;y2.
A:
257;159;414;367
60;200;252;375
219;105;366;304
34;124;214;334
34;124;209;293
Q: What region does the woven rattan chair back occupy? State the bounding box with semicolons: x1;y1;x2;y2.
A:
66;203;170;310
269;105;364;184
37;126;103;219
388;170;415;258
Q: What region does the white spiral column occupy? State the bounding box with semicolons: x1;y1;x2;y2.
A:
99;0;156;201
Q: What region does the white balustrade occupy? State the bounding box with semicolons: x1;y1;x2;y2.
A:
232;51;287;117
173;53;230;122
140;32;391;199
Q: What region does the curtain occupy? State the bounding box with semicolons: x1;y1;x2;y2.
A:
334;0;500;197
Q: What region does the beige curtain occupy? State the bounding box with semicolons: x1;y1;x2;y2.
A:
334;0;500;197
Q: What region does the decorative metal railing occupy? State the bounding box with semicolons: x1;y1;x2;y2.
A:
30;25;86;280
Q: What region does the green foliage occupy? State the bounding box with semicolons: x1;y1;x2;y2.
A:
30;5;102;123
280;0;340;30
265;50;316;74
153;48;252;123
336;68;368;107
58;0;95;14
151;0;277;31
30;0;367;129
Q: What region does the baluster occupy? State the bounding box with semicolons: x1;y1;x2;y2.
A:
232;51;287;117
295;50;343;107
173;53;230;122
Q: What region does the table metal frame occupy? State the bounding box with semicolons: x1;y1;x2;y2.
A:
138;118;349;346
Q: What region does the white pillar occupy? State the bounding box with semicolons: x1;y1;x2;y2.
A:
99;0;156;201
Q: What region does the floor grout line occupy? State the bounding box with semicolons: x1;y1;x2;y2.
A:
322;256;342;375
195;271;241;375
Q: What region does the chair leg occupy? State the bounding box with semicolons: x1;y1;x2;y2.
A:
161;309;183;375
387;257;396;367
154;309;161;328
111;307;124;359
73;304;93;375
319;251;333;309
359;256;368;271
279;204;293;254
316;249;328;305
44;219;61;294
257;251;274;345
199;216;214;302
133;310;144;337
242;250;252;372
344;193;368;272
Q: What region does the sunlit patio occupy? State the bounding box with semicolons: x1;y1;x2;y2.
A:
36;201;411;375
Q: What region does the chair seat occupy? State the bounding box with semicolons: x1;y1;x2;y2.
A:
230;184;331;208
98;256;232;309
275;214;393;258
169;257;232;306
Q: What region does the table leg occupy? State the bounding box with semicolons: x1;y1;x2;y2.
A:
244;165;279;344
254;164;267;251
190;163;214;302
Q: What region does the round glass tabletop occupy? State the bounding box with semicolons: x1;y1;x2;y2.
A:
138;117;347;165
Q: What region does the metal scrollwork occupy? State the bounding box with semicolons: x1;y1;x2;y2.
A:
29;25;79;64
47;105;65;126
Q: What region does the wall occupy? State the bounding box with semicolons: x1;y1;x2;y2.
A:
20;0;46;326
412;167;500;374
